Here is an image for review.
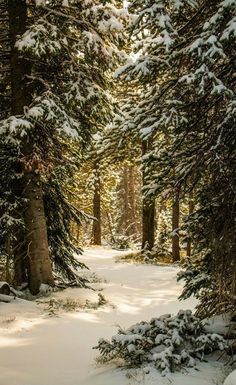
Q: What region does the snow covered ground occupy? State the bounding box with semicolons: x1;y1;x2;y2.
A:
0;247;227;385
224;370;236;385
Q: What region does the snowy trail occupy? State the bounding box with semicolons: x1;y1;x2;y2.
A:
0;248;224;385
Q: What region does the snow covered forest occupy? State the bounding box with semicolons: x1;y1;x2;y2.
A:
0;0;236;384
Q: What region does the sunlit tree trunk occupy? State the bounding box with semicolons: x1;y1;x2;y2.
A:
92;159;101;245
128;165;138;238
106;211;116;244
123;166;129;233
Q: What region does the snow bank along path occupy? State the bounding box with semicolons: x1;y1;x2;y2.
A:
0;248;225;385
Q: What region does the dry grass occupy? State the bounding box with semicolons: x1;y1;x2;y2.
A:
115;250;173;265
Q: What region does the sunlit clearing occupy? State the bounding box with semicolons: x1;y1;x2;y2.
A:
116;302;140;314
0;335;30;348
68;312;100;323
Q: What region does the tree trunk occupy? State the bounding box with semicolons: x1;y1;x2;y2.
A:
118;166;134;238
92;159;102;245
141;140;155;251
8;0;54;294
172;191;180;262
106;211;116;244
128;166;138;238
8;0;30;286
123;166;130;234
142;199;155;250
23;171;54;294
186;190;194;257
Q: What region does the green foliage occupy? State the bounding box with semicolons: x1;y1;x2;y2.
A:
118;0;236;315
0;0;128;287
95;310;227;376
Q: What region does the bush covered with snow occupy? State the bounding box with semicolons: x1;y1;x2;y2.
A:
95;310;226;376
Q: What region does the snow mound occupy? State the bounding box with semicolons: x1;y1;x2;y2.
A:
224;370;236;385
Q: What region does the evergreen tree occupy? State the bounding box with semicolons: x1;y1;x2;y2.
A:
103;80;157;254
120;0;236;315
0;0;127;293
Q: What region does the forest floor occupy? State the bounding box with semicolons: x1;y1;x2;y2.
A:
0;247;228;385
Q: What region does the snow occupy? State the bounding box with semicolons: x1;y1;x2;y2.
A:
0;116;32;136
224;370;236;385
15;22;62;57
221;16;236;40
35;0;46;5
0;247;226;385
98;17;124;33
204;314;234;336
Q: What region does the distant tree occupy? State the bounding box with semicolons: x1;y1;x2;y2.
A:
122;0;236;315
172;190;180;262
141;139;156;252
92;158;102;246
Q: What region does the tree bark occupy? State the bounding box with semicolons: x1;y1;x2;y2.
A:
128;166;138;238
8;0;54;294
92;159;102;245
172;191;180;262
105;211;116;244
186;190;194;257
23;171;54;294
141;140;155;251
8;0;30;286
123;166;129;233
142;198;155;250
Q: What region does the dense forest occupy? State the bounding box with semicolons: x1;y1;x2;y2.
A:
0;1;236;385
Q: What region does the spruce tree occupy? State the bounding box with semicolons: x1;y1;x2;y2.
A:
0;0;127;293
120;0;236;315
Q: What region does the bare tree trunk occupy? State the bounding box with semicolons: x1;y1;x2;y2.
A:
121;166;129;234
186;190;194;257
142;199;155;250
128;166;138;238
8;0;54;294
23;171;54;294
105;211;116;244
8;0;29;286
172;191;180;262
92;159;101;245
141;140;155;251
117;166;129;236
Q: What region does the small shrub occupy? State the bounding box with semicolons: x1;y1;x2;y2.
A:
95;310;227;376
39;293;112;316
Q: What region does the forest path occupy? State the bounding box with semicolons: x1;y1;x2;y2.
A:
0;247;223;385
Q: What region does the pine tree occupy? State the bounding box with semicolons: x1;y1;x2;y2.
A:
120;0;236;315
115;163;142;245
103;79;157;253
0;0;127;293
